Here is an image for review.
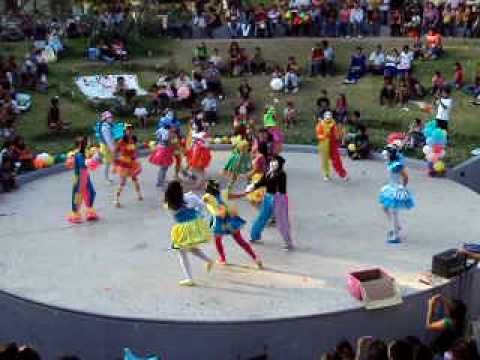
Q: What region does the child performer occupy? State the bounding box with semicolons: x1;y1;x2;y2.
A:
263;106;284;155
186;122;212;187
68;137;99;224
203;180;262;267
114;124;143;207
223;126;251;187
149;123;175;188
247;155;293;250
379;145;415;243
97;111;117;182
165;180;214;286
316;111;349;182
246;142;269;209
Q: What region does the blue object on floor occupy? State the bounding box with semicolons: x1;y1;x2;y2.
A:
124;348;160;360
463;243;480;253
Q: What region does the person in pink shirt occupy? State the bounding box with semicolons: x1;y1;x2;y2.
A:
338;4;351;38
452;62;464;89
431;71;445;96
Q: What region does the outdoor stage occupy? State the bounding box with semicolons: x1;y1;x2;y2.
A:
2;150;479;321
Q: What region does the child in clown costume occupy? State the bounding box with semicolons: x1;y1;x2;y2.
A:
223;126;251;187
165;180;214;287
202;180;262;268
316;111;349;182
149;123;176;188
379;145;415;244
263;106;284;155
68;137;99;224
246;142;269;209
186;121;212;187
114;124;143;207
246;155;294;250
96;111;117;182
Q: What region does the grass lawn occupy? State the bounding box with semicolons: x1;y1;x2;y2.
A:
3;36;480;165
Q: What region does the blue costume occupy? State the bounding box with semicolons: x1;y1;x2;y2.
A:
69;152;97;223
379;156;415;210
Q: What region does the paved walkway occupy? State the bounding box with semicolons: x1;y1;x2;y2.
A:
1;151;479;321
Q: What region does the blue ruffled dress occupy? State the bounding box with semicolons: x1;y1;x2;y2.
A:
379;159;415;210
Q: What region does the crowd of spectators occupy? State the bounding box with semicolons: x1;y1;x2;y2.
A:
191;0;480;39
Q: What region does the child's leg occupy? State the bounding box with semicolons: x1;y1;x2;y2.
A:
274;194;293;248
178;249;193;281
215;235;227;263
115;177;127;206
330;148;348;178
392;209;401;237
319;143;332;178
156;166;169;187
190;248;213;264
232;231;258;260
104;162;111;181
251;193;274;241
132;176;143;200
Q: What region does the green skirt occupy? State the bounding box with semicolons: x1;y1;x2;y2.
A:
224;151;251;175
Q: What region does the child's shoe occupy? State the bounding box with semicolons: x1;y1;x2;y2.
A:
179;279;195;287
86;208;99;221
68;212;83;224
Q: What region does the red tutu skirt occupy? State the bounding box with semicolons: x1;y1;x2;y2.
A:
187;143;212;170
149;145;174;167
113;160;142;178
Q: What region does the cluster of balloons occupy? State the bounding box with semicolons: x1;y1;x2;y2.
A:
33;153;55;169
213;136;232;145
423;119;447;176
65;147;101;171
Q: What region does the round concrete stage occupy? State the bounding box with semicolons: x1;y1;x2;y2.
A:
1;151;479;321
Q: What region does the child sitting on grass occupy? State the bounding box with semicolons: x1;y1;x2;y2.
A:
347;124;370;160
283;100;297;128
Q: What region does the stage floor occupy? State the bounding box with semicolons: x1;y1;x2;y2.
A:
1;151;479;321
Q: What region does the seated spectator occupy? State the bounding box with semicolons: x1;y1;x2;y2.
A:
310;43;326;77
201;92;218;127
316;89;331;120
369;45;385;75
406;118;426;148
11;135;34;172
98;40;115;64
175;71;193;105
426;294;467;355
384;48;399;79
235;96;255;122
133;101;149;129
203;63;224;99
323;40;335;76
284;56;301;94
335;340;355;360
0;141;17;192
250;47;267;75
425;28;443;60
283;100;297;128
20;56;37;88
432;71;446;96
5;56;19;89
344;110;362;144
356;336;374;360
191;71;207;96
228;41;242;76
407;73;427;99
193;42;209;65
380;78;397;106
388;340;413;360
47;96;70;131
344;47;367;84
451;62;464;90
464;74;480;99
448;339;480;360
367;339;388;360
239;78;252;99
397;79;410;107
209;48;225;72
0;94;16;135
335;93;348;124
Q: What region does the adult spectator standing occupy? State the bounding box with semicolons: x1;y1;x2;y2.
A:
323;40;335;76
398;45;414;79
310;43;326;77
435;87;453;131
267;5;281;37
368;44;385;75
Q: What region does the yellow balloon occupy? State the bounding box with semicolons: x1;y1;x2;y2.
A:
214;137;222;144
149;140;156;151
434;161;446;173
348;143;356;152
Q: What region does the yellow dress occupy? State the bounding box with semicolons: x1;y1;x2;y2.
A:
171;206;212;249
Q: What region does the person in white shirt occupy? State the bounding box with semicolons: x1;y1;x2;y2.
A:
384;48;399;78
368;45;385;75
350;4;365;38
397;45;414;79
435;87;453;131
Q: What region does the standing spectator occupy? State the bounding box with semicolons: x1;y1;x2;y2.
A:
310;43;326;77
226;6;241;38
380;0;390;25
368;8;382;36
380;78;397;106
267;5;281;37
425;29;443;59
193;11;209;38
442;5;456;37
335;93;349;123
323;40;335;76
338;3;351;38
204;63;224;98
47;96;70;131
398;45;414;79
435;86;453;131
432;71;446;96
423;2;440;34
451;62;464;90
201;92;218;127
390;8;402;36
384;48;399;78
240;7;254;38
325;3;338;37
193;42;208;65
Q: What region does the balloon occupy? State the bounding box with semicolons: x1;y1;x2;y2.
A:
270;78;284;91
55;153;67;164
434;161;446;173
45;155;55;167
426;153;437;162
432;128;447;145
33;158;46;169
86;158;100;171
423;145;431;155
148;140;156;151
37;152;50;162
388;132;404;145
348;143;357;152
65;156;74;169
214;137;222;144
432;144;444;154
438;149;446;159
222;136;230;144
426;138;434;146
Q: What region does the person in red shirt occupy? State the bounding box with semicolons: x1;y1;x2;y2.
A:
452;62;464;90
310;43;326;77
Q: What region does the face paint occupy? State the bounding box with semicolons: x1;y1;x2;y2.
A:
269;160;279;173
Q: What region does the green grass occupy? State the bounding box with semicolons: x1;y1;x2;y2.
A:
5;37;480;165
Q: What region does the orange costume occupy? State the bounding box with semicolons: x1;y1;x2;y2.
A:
316;112;348;180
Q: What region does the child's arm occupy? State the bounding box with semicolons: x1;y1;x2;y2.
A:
400;168;409;187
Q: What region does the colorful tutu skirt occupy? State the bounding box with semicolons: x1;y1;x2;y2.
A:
246;173;266;205
224;151;251;176
99;143;114;164
379;184;415;210
172;208;212;249
149;145;174;167
113;158;142;178
212;215;246;236
267;127;284;154
187;143;212;170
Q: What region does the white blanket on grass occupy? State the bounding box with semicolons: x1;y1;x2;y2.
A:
75;74;147;100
